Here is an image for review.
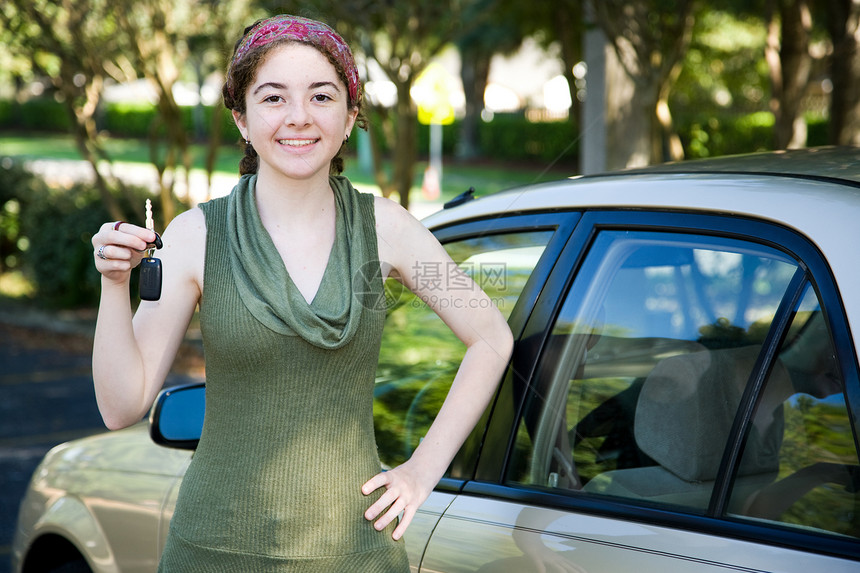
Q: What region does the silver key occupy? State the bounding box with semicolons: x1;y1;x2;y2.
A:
145;199;154;234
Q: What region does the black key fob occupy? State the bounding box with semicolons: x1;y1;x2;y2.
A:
140;256;163;301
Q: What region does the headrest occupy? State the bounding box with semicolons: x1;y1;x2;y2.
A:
635;346;784;482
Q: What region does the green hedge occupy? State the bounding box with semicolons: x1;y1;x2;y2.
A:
0;98;238;143
416;113;580;165
479;112;580;164
0;97;832;161
102;102;237;142
102;102;159;138
0;99;72;132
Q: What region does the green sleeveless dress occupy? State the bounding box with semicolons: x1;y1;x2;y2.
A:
158;174;409;572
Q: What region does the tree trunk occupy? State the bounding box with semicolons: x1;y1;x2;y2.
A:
590;0;694;169
553;0;583;151
364;105;396;198
605;55;653;169
656;61;686;162
769;0;813;150
458;45;492;160
205;107;226;203
393;82;418;211
57;77;126;221
825;0;860;146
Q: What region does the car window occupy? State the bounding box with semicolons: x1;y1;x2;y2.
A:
729;284;859;538
374;230;553;476
505;232;787;492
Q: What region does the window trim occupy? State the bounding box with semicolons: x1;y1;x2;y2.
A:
710;267;810;516
424;211;581;483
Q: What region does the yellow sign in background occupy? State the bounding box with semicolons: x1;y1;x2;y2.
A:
413;63;456;126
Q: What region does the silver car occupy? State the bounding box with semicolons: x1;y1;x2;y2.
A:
13;147;860;571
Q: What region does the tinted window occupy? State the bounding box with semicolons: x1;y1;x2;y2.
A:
509;231;797;506
730;285;859;538
374;230;553;474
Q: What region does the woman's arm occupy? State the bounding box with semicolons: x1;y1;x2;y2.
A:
91;208;205;430
363;197;514;540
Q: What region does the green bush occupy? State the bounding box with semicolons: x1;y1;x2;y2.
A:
0;100;12;127
678;111;831;159
20;182;111;307
679;111;774;158
340;111;580;165
1;158;152;307
0;157;48;273
417;122;460;156
805;116;829;147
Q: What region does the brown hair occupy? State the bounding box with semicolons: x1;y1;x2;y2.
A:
223;31;366;176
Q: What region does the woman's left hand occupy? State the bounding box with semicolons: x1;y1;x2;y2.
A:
361;460;434;540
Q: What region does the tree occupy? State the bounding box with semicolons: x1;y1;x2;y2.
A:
455;0;527;160
766;0;814;149
115;3;194;224
491;0;584;168
116;0;257;221
3;1;256;225
672;8;777;157
184;0;261;202
356;3;478;210
1;0;135;221
820;0;860;145
589;0;696;168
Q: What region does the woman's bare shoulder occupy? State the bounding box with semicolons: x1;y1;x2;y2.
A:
159;207;207;287
167;206;207;234
372;195;423;235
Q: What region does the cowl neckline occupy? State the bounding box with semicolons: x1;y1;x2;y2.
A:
226;174;374;349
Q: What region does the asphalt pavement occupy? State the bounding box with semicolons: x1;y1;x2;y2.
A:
0;304;204;573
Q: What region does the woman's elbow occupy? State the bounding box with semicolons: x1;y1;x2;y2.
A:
484;316;514;363
97;402;148;431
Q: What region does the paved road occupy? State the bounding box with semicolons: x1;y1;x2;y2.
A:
0;311;203;573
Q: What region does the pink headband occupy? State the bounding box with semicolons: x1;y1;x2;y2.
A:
228;15;361;102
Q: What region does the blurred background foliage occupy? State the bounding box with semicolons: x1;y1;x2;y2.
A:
0;0;857;308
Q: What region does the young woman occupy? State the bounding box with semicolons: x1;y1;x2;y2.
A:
90;15;512;572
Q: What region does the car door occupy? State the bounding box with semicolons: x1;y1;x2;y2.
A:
419;211;860;571
372;211;580;566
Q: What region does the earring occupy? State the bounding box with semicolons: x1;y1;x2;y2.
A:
344;135;350;143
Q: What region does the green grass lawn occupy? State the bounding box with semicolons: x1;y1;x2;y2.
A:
0;133;574;202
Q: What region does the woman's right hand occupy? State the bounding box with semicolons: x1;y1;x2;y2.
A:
91;221;158;283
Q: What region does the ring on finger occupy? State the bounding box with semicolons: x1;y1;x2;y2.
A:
114;221;126;231
97;245;108;260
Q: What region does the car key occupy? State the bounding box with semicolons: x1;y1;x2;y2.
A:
139;199;163;301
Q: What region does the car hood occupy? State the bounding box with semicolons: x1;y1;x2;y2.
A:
36;422;191;479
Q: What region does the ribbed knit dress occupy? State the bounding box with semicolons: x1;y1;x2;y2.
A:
157;174;409;572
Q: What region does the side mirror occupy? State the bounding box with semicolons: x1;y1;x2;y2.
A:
149;382;205;450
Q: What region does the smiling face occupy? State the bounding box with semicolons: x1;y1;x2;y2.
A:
233;42;358;184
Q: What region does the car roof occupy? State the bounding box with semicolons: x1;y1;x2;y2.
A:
423;145;860;349
619;146;860;186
